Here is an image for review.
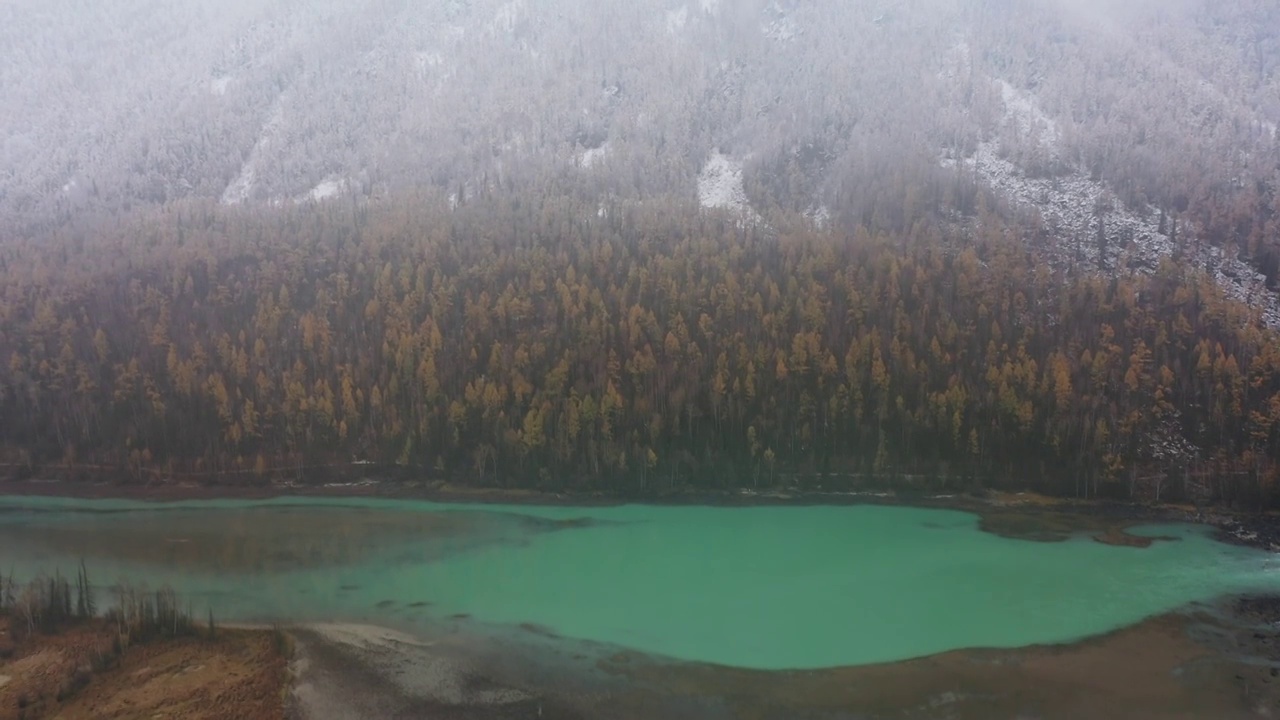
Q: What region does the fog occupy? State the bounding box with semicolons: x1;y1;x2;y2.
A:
1;0;1275;238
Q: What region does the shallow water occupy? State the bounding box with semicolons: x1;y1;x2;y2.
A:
1;496;1278;670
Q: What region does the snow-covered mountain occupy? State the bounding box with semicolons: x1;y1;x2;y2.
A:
2;0;1278;309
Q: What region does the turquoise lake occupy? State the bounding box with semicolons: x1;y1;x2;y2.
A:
2;496;1279;670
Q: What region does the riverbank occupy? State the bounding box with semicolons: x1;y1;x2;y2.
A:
3;477;1278;552
0;616;288;720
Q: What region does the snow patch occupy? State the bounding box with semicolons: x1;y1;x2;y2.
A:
940;78;1280;324
805;205;831;228
302;177;347;203
61;178;77;194
996;79;1060;157
221;103;286;205
666;6;688;34
222;166;257;204
578;141;610;169
944;141;1280;327
697;152;762;224
210;76;232;95
221;168;257;206
699;0;719;14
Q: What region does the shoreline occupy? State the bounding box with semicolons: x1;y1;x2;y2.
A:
2;477;1278;551
5;481;1280;717
280;591;1280;720
7;591;1280;720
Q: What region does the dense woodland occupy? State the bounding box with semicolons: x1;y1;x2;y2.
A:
3;186;1280;507
3;0;1280;507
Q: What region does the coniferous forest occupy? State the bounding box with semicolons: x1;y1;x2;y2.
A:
4;0;1280;508
3;184;1280;507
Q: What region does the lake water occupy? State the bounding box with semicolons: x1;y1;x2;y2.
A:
2;496;1278;670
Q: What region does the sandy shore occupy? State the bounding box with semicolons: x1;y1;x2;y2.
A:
286;623;561;720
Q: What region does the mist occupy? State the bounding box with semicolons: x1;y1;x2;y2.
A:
2;0;1274;233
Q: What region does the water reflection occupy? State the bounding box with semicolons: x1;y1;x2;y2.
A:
3;498;1280;670
0;504;588;574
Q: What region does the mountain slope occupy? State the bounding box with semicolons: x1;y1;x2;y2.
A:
3;193;1280;505
3;0;1280;503
3;1;1276;245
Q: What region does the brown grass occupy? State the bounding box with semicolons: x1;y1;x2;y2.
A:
0;616;287;720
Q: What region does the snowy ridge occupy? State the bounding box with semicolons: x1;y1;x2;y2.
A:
947;141;1280;327
936;74;1280;327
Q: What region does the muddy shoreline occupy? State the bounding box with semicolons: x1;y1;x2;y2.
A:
6;480;1280;718
280;592;1280;720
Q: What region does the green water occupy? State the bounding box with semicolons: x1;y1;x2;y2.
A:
1;496;1278;669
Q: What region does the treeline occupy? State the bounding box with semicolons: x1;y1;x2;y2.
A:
1;564;200;644
3;192;1280;506
1;564;96;642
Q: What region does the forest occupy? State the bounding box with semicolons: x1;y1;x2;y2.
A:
3;183;1280;508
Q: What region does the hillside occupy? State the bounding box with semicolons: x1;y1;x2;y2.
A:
3;192;1280;506
3;3;1277;276
2;0;1280;505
